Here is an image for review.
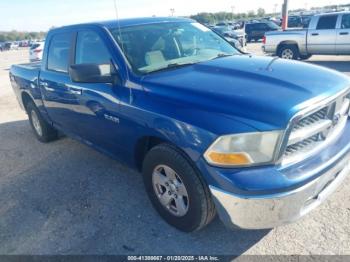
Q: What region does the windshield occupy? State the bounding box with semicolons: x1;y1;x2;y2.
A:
109;22;239;74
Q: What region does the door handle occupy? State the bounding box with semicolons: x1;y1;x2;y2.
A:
339;32;349;35
311;33;319;36
67;85;82;95
40;81;55;92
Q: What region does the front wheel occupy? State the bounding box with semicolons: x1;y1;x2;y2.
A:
142;144;216;232
277;45;299;60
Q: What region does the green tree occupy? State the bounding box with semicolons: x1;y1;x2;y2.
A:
0;30;47;42
247;10;255;18
257;8;266;17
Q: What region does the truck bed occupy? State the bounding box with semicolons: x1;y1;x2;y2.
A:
10;62;41;84
10;62;42;109
263;29;307;55
11;61;41;78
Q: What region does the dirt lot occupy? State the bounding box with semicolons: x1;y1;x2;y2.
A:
0;46;349;256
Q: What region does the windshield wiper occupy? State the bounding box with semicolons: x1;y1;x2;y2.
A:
210;53;234;60
146;62;196;74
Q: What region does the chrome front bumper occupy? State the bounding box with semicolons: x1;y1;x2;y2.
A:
210;154;350;229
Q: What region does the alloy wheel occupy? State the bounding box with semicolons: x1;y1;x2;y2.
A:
152;165;189;217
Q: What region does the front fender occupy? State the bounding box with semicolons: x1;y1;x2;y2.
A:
127;89;259;163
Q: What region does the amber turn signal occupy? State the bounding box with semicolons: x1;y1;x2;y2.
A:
208;152;251;165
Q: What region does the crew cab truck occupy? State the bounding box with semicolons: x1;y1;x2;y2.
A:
263;12;350;60
10;17;350;232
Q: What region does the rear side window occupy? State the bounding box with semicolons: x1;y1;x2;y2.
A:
341;14;350;29
47;33;72;73
75;30;111;65
316;15;338;30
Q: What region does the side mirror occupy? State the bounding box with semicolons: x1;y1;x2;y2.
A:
69;63;120;84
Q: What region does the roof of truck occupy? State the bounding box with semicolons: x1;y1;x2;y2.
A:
314;11;350;16
54;17;194;31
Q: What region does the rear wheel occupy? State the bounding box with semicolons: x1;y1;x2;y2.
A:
142;144;216;232
277;45;299;60
26;100;58;143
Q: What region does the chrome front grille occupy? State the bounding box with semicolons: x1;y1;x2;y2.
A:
284;134;320;157
283;92;350;165
292;107;328;131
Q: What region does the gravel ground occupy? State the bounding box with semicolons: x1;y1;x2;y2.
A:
0;46;349;256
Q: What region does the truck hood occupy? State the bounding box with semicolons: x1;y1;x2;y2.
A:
141;55;350;130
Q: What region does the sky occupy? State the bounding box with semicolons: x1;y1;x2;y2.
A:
0;0;349;31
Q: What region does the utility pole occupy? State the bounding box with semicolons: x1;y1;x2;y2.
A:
231;6;235;14
281;0;289;30
170;8;175;17
274;3;278;14
231;6;235;19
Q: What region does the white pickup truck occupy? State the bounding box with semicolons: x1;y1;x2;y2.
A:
263;12;350;60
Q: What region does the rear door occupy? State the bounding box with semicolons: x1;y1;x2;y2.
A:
307;14;338;54
39;31;83;134
336;14;350;54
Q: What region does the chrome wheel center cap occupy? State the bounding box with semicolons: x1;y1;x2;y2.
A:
169;183;177;192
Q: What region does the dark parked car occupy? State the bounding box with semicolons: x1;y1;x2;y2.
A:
245;22;279;42
288;16;303;28
2;42;12;51
301;15;313;28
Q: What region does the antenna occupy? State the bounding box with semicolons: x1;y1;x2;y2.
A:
113;0;126;55
112;0;132;102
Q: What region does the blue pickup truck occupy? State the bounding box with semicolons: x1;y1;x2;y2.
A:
10;17;350;232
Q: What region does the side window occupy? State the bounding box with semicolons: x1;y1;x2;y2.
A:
341;14;350;29
316;15;338;30
47;33;71;73
75;30;111;65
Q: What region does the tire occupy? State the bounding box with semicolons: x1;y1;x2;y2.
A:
142;144;216;232
277;45;299;60
26;100;58;143
299;54;312;60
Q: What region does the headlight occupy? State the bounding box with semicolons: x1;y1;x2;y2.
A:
204;131;283;167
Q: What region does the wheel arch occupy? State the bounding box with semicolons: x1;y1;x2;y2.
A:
277;41;299;53
21;91;35;112
134;135;176;171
